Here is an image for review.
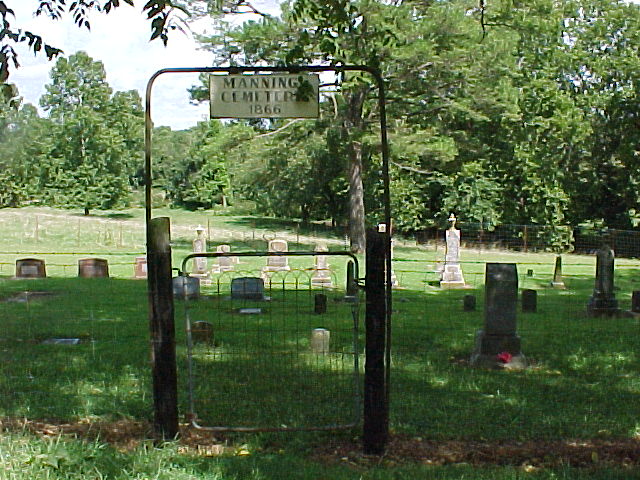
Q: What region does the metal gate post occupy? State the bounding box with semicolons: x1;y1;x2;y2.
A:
363;227;389;454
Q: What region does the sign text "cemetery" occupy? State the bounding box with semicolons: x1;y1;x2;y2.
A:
209;74;320;119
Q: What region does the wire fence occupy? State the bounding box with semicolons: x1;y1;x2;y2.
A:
2;213;640;443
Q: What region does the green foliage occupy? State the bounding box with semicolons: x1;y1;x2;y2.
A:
37;52;134;212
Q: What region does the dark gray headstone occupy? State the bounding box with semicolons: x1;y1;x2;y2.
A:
522;289;537;313
632;291;640;313
471;263;526;368
586;245;619;317
463;294;476;312
172;275;200;299
231;277;265;300
551;255;566;289
314;293;327;314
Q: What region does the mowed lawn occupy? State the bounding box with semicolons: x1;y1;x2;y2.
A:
1;207;640;479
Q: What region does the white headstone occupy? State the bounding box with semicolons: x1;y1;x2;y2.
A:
311;244;333;287
440;214;465;288
192;226;208;275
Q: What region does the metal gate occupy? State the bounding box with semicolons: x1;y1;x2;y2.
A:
177;251;362;432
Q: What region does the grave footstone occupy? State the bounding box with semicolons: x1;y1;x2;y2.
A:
522;289;537;313
440;214;465;288
586;244;619;317
231;277;267;301
551;255;566;289
78;258;109;278
471;263;526;368
15;258;46;278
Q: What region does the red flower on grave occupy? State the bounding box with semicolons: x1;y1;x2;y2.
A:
497;352;513;364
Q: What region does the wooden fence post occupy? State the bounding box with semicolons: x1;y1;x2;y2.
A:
363;228;389;454
148;217;178;440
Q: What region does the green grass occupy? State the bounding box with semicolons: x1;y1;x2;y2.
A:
1;207;640;479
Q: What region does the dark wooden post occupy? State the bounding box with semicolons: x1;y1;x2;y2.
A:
363;228;388;454
148;217;178;440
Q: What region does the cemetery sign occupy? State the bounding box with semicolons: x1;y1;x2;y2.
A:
209;74;320;119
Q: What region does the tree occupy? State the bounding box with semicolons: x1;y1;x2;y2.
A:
40;51;129;213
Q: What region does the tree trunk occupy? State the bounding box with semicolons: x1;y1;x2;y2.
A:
343;86;369;253
348;140;366;253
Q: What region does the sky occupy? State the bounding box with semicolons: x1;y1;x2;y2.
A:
10;1;282;130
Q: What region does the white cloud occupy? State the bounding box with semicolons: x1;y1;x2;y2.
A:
9;1;282;130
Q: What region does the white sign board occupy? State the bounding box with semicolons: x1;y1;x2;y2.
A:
209;74;319;119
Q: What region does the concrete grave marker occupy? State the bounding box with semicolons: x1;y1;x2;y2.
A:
310;328;330;354
471;263;526;368
586;244;619;317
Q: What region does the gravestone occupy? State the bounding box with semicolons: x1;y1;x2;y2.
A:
551;255;566;289
211;244;235;274
586;244;619;316
632;291;640;313
522;289;537;313
310;328;330;354
172;275;200;299
471;263;526;368
314;293;327;314
78;258;109;278
231;277;267;301
463;294;476;312
191;226;208;276
134;256;147;279
261;238;290;278
440;214;465;288
191;321;214;345
311;244;333;288
15;258;46;278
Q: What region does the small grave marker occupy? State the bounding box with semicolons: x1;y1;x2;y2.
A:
522;289;537;313
311;244;333;288
310;328;330;354
191;321;214;345
134;256;147;279
463;294;476;312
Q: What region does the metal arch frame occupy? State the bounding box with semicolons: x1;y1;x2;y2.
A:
144;64;392;433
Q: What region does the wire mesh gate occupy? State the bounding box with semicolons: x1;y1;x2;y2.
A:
178;251;362;432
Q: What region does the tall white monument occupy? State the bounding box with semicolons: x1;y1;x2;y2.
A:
440;213;466;288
